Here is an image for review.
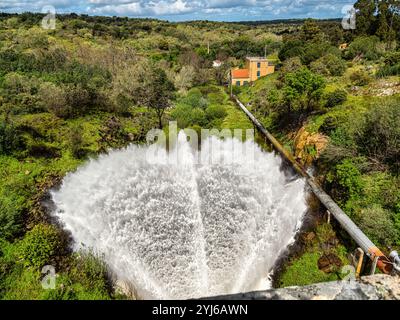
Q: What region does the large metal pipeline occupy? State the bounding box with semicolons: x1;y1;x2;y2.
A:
233;96;393;274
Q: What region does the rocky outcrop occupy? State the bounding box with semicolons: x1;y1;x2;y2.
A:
293;127;328;165
206;275;400;300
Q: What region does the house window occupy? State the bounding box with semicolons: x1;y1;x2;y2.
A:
236;81;241;86
244;81;249;86
257;71;261;77
257;62;261;68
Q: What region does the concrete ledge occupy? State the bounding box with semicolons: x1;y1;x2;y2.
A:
204;275;400;300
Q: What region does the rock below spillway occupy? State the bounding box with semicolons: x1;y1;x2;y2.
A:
206;275;400;300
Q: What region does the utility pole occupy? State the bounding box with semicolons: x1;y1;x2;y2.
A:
230;70;233;97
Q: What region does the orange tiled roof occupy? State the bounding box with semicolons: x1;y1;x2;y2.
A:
232;69;249;79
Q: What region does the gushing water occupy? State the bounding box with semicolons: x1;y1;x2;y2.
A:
51;132;307;299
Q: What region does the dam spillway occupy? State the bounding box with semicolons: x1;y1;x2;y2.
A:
51;132;307;299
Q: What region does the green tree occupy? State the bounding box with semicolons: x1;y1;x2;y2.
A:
134;66;175;129
301;19;322;42
283;68;326;113
354;0;378;35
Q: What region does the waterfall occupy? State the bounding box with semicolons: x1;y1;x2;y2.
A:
51;132;307;299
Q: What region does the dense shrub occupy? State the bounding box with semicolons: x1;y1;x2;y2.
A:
376;51;400;77
17;224;63;269
310;59;329;75
319;116;338;135
301;43;341;66
170;104;193;128
0;120;21;155
61;250;111;300
180;89;208;109
0;194;24;240
206;105;227;121
207;92;225;105
278;40;305;61
376;64;400;77
0;47;67;75
350;70;371;86
171;105;208;128
325;89;347;108
383;51;400;66
358;205;399;246
346;36;382;60
355;101;400;173
69;125;88;159
38;83;69;118
280;57;303;75
326;159;364;204
190;108;207;126
324;54;346;76
205;105;227;121
283;67;326;112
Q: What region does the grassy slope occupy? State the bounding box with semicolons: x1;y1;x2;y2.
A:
0;110;149;299
235;66;400;287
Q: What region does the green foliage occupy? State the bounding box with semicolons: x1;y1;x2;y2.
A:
17;224;63;269
278;40;305;61
383;51;400;66
354;0;400;42
323;54;347;76
131;64;175;128
355;100;400;172
301;19;322;42
205;105;227;121
376;51;400;77
279;224;349;288
283;67;326;112
171;104;193;128
0;120;21;155
301;42;340;66
172;88;228;129
358;205;399;246
349;70;371;86
51;250;111;300
327;159;364;205
325;89;347;108
346;36;382;60
190;108;206;127
180;89;209;109
311;53;347;77
376;63;400;77
0;10;400;298
69;124;88;159
319;116;338;135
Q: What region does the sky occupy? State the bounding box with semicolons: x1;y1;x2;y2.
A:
0;0;356;22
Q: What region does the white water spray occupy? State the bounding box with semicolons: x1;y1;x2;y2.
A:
51;132;307;299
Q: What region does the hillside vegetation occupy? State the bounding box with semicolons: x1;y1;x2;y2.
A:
0;0;399;298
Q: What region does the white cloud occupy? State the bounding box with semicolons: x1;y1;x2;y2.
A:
1;0;351;20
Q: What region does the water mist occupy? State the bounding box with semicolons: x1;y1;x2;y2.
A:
51;132;307;299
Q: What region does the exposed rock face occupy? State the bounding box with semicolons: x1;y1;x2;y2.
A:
293;127;328;165
318;253;343;274
206;275;400;300
114;279;137;299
